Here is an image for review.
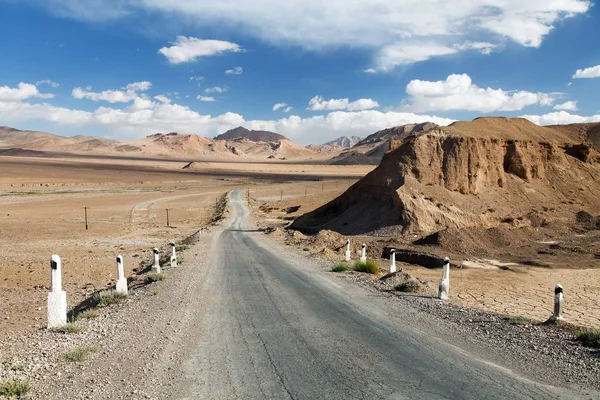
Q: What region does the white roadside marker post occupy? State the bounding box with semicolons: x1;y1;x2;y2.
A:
360;244;367;263
345;239;351;262
438;257;450;300
553;284;564;321
390;249;397;274
170;241;177;267
115;255;128;296
151;248;161;274
47;255;67;328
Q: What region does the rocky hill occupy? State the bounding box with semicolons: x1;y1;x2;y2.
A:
331;122;439;165
291;117;600;236
215;126;287;142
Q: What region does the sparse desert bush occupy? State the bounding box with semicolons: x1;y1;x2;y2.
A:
78;309;100;320
395;280;421;293
145;272;164;284
92;290;127;308
303;248;310;252
331;263;349;273
64;345;98;362
502;315;532;326
51;323;84;334
576;328;600;348
354;259;379;274
152;289;159;296
0;378;31;397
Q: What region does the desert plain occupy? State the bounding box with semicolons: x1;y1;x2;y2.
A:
2;146;599;340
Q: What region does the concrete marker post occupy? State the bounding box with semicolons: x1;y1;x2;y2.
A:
151;247;161;274
553;284;564;321
170;241;177;267
47;255;67;328
438;257;450;300
345;239;351;262
390;249;397;274
115;255;128;295
360;244;367;263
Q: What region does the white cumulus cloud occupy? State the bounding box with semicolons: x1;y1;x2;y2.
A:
35;80;60;88
573;65;600;79
72;81;152;103
405;73;557;112
273;102;287;111
159;36;242;64
197;96;216;102
308;96;380;111
553;101;578;111
225;67;243;75
521;111;600;126
0;82;54;102
204;86;228;94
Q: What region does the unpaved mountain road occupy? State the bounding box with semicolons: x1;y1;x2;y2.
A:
35;190;596;399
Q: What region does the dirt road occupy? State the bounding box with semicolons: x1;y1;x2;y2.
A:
33;190;596;399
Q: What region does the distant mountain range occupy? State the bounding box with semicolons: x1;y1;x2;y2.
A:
0;126;320;161
305;136;363;154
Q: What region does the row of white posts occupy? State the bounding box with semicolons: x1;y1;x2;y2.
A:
47;241;178;328
343;240;564;322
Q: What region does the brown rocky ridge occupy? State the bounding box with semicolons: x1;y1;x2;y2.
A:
291;117;600;237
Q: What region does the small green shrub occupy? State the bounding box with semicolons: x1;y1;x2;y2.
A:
152;289;159;296
303;248;310;252
354;259;379;274
92;290;127;308
78;309;100;320
576;328;600;348
502;316;532;326
395;280;421;293
0;378;31;397
64;345;98;362
52;323;84;334
145;272;164;284
331;263;349;273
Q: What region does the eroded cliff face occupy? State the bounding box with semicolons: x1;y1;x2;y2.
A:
291;128;600;237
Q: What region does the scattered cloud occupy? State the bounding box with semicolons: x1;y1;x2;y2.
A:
375;43;457;71
0;82;54;102
308;95;379;111
273;102;287;111
0;82;455;144
204;86;228;94
553;101;578;111
197;96;216;102
454;41;497;55
363;68;377;74
521;111;600;126
35;80;60;88
159;36;242;64
404;73;557;112
573;65;600;79
154;95;171;104
72;81;152;103
225;66;243;75
283;106;293;113
32;1;591;70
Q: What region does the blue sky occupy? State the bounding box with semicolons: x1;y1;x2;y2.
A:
0;0;599;145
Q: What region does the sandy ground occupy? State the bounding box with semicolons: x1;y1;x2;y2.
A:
0;155;372;337
2;151;599;338
249;185;600;329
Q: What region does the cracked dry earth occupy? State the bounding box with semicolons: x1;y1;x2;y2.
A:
2;190;600;399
